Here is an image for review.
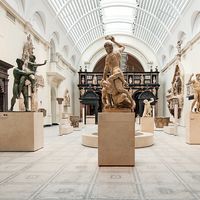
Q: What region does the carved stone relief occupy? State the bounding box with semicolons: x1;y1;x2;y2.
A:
166;64;184;118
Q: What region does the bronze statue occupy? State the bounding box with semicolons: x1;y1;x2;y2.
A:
101;36;134;110
19;55;47;94
9;59;33;111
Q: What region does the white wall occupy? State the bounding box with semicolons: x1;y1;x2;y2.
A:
79;35;159;72
158;0;200;126
0;0;79;125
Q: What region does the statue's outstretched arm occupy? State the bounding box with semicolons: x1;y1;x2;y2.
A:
110;36;125;52
29;60;47;67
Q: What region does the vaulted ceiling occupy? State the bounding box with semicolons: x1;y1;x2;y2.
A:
47;0;190;54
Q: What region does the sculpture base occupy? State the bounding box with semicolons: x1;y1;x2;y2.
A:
59;125;73;135
135;131;154;148
0;112;44;151
82;131;153;148
186;112;200;144
154;117;170;128
163;123;176;135
59;118;73;135
103;108;131;112
141;117;154;133
98;112;135;166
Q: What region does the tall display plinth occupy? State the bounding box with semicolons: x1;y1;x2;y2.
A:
186;112;200;144
98;112;135;166
0;112;44;151
141;117;154;133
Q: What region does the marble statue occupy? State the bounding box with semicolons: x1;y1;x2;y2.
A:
64;89;70;107
9;59;34;111
142;98;154;117
22;34;34;65
101;36;134;110
188;73;200;112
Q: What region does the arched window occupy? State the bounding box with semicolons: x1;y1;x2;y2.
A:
191;11;200;36
71;55;76;65
161;55;166;66
52;32;60;46
168;45;175;58
32;11;46;35
63;45;69;58
6;0;24;14
177;31;186;46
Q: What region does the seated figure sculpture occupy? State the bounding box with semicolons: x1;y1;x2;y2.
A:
101;36;134;110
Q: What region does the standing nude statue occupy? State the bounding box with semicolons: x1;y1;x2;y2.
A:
9;59;34;111
142;98;154;117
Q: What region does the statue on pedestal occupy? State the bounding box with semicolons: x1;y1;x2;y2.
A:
10;34;47;112
19;54;47;95
9;59;34;111
142;98;154;117
101;36;135;110
188;73;200;112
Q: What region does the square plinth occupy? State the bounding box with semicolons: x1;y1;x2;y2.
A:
0;112;44;151
98;112;135;166
141;117;154;133
186;112;200;144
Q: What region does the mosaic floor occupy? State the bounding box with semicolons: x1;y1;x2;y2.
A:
0;124;200;200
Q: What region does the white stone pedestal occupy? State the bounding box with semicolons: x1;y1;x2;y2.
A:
164;124;175;135
98;112;135;166
0;112;44;151
186;112;200;144
59;113;73;135
141;117;154;133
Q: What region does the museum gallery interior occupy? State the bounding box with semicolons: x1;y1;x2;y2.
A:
1;0;200;199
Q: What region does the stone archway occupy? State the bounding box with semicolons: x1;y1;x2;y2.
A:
93;53;144;72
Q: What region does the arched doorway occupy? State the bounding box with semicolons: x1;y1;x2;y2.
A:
133;90;156;117
93;53;144;111
93;53;144;72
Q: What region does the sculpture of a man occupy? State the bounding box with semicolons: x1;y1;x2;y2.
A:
142;98;154;117
102;36;134;109
188;73;200;112
9;59;34;111
19;54;47;94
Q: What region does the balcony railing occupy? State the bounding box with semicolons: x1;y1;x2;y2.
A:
78;70;160;98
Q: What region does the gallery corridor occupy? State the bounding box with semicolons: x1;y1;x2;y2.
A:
0;125;200;200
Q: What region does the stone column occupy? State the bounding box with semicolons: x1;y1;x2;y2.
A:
82;106;85;124
174;103;178;136
152;105;155;118
56;98;64;136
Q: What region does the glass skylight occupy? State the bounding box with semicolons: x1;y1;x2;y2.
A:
101;0;137;36
47;0;191;54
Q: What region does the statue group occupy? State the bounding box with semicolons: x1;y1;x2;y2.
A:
101;36;135;110
10;35;47;111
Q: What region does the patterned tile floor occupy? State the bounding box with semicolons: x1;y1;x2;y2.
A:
0;124;200;200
